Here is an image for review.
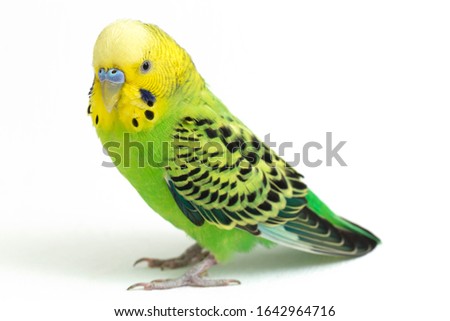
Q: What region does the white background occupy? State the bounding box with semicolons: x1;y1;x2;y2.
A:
0;0;449;320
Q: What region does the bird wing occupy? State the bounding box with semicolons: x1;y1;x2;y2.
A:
165;109;378;256
165;111;307;234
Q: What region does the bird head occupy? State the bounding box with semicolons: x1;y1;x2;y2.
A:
89;20;203;131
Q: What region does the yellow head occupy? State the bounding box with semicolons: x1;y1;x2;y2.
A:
89;20;202;132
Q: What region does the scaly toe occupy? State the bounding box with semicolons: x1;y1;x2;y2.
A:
188;277;241;287
133;257;190;270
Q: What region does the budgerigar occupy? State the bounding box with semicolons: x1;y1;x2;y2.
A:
88;20;380;290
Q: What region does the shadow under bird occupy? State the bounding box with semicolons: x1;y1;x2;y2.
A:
88;20;380;290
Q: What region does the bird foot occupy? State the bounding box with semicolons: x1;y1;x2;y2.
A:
127;254;240;290
133;243;209;270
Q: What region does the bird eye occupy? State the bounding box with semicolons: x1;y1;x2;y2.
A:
140;60;151;73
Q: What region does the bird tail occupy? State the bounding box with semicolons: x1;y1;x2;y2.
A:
259;190;380;257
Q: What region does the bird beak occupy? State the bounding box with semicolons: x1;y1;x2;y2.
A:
99;68;125;113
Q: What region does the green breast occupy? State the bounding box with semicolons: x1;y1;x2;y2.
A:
95;110;265;262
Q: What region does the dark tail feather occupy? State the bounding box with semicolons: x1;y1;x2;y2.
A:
260;206;379;257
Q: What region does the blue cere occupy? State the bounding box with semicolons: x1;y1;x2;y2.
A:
106;68;125;84
98;68;125;84
98;68;106;82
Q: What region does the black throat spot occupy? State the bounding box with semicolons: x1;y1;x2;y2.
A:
139;89;156;107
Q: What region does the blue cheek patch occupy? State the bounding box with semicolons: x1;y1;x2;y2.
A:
139;88;156;107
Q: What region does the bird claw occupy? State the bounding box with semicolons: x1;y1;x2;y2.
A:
133;243;209;270
126;282;147;291
133;258;169;269
127;254;240;290
127;277;240;291
127;279;168;291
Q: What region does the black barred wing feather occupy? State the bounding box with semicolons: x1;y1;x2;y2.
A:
165;115;308;235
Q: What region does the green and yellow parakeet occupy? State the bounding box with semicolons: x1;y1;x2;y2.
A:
88;20;380;290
